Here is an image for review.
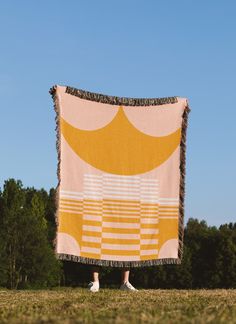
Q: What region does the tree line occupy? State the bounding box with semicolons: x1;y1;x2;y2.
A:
0;178;235;289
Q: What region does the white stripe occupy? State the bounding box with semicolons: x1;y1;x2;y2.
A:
140;249;158;255
159;198;179;201
84;201;103;205
103;174;140;180
59;209;82;214
159;202;179;206
101;244;140;250
103;207;139;215
82;236;101;243
103;214;139;219
60;190;83;197
84;174;101;178
140;199;159;203
102;233;140;239
84;206;102;211
102;222;139;229
59;204;83;211
141;228;159;234
141;219;158;224
159;208;179;211
103;206;140;212
84;178;102;183
101;255;140;261
60;194;83;200
159;216;178;219
159;211;179;215
103;178;140;184
103;188;140;194
103;181;140;188
81;247;101;254
141;239;158;245
140;188;159;192
141;179;159;183
82;225;101;232
104;194;140;200
83;215;102;222
84;194;102;199
140;195;158;199
84;185;102;189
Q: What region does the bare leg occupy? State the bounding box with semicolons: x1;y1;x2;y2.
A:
91;266;100;282
121;267;130;284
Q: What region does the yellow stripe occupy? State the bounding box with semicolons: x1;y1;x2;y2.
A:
83;211;102;216
102;238;140;245
58;209;82;216
84;199;103;203
101;249;140;256
60;198;83;204
141;244;157;250
103;206;139;212
104;212;139;217
82;231;101;237
83;220;102;227
140;255;158;260
140;216;158;219
102;227;140;234
159;206;179;209
81;241;101;248
84;203;103;207
102;216;139;223
141;207;158;211
141;203;159;207
141;234;158;239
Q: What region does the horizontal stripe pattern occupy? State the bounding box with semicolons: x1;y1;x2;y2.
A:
59;183;178;260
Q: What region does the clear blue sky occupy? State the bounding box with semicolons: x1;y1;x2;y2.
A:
1;1;235;227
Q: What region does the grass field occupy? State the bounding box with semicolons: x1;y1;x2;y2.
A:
0;288;236;323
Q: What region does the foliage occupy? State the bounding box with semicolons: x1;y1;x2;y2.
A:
0;178;235;289
0;179;62;289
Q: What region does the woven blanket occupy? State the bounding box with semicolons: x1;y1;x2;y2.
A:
49;85;190;267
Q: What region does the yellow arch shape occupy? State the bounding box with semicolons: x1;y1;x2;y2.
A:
60;107;181;175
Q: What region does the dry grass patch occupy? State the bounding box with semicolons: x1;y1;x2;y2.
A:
0;288;235;323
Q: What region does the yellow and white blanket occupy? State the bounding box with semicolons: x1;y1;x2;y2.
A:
49;85;190;267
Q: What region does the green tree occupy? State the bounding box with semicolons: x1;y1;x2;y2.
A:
0;179;62;289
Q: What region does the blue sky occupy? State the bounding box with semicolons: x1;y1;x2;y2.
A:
0;1;235;226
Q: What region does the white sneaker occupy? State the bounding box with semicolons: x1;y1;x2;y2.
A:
88;281;99;292
120;281;138;291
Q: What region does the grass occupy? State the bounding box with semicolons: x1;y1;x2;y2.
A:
0;287;236;323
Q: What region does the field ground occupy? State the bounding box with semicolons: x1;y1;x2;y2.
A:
0;288;236;323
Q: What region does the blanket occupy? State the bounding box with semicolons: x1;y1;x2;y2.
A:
49;85;190;267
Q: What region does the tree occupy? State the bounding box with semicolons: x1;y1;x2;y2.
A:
0;179;62;289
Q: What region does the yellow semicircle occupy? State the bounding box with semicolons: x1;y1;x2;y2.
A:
60;107;181;175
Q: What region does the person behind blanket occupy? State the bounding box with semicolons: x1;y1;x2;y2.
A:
88;266;138;292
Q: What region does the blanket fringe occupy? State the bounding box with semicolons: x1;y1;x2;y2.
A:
49;85;61;254
178;100;191;261
49;85;191;267
56;253;181;268
65;86;178;106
